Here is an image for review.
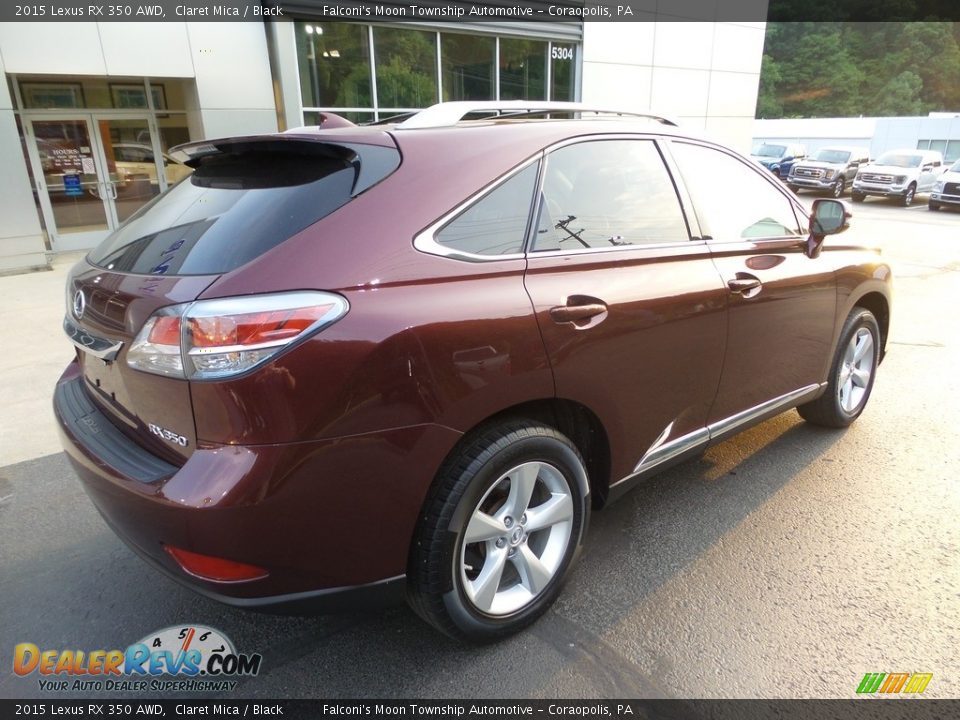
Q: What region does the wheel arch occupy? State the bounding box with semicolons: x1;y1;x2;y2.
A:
850;290;890;363
426;398;613;512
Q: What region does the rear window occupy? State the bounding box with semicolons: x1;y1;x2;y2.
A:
88;143;398;276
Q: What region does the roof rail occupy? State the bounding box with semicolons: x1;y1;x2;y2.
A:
395;101;678;130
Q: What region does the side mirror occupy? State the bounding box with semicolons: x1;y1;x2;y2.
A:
806;198;851;258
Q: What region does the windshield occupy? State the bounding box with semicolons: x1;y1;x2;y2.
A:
812;149;851;164
754;144;786;158
950;159;960;172
874;152;923;168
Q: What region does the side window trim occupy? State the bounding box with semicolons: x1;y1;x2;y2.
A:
666;138;807;243
525;134;701;258
412;154;543;263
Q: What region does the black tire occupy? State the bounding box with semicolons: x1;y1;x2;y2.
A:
900;183;916;207
831;179;844;198
407;421;589;642
788;185;800;194
851;192;865;203
797;308;880;428
928;201;940;211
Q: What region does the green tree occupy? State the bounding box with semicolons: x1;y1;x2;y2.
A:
757;21;960;117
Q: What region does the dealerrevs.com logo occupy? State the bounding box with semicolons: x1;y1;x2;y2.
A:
856;672;933;696
13;625;262;693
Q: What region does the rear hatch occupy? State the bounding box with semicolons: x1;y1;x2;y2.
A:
64;131;400;465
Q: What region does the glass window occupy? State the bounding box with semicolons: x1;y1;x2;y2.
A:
671;142;802;240
500;38;547;101
435;162;539;256
550;43;576;101
532;140;689;252
296;22;372;109
945;140;960;163
373;27;438;109
441;33;494;101
88;143;398;276
928;139;948;155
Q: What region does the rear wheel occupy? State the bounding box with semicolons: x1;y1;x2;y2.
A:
798;308;880;428
407;422;588;642
900;184;916;207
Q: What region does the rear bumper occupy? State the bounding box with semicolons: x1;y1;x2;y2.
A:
54;361;461;612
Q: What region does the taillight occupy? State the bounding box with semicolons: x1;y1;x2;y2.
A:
127;292;348;380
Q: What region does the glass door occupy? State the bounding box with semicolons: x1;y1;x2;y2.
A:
24;114;169;251
96;116;172;224
24;117;112;251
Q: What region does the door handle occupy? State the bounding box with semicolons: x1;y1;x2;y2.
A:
727;276;762;294
549;299;608;326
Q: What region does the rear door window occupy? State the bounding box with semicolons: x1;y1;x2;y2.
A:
532;139;690;251
88;143;398;275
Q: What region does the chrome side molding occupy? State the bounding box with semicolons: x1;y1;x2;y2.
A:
617;383;824;488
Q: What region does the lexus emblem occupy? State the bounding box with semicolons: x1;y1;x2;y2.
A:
73;290;86;320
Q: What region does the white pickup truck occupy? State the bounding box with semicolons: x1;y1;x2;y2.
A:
851;149;947;206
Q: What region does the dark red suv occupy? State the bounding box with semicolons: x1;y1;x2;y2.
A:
55;102;892;641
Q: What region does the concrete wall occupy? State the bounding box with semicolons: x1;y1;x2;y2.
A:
581;21;767;153
0;47;46;274
0;21;278;272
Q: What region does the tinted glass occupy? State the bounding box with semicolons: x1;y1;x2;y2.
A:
87;146;386;275
500;38;547;101
533;140;689;251
435;162;538;256
296;22;372;108
671;142;802;240
373;27;438;109
754;144;786;158
813;149;851;163
875;152;922;168
441;34;494;101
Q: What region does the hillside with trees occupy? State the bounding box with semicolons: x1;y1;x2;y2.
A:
756;22;960;118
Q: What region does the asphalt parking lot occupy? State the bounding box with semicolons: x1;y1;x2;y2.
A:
1;195;958;700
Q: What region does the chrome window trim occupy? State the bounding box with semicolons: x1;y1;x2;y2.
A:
528;239;708;259
414;133;709;263
412;154;542;263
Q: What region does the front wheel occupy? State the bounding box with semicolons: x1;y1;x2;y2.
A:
929;201;941;211
831;179;845;198
798;308;880;428
407;422;588;642
851;192;865;203
900;184;916;207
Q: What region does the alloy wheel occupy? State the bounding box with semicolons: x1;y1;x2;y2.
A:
837;327;875;413
460;461;574;616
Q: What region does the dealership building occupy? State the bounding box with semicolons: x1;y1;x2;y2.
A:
0;8;767;273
